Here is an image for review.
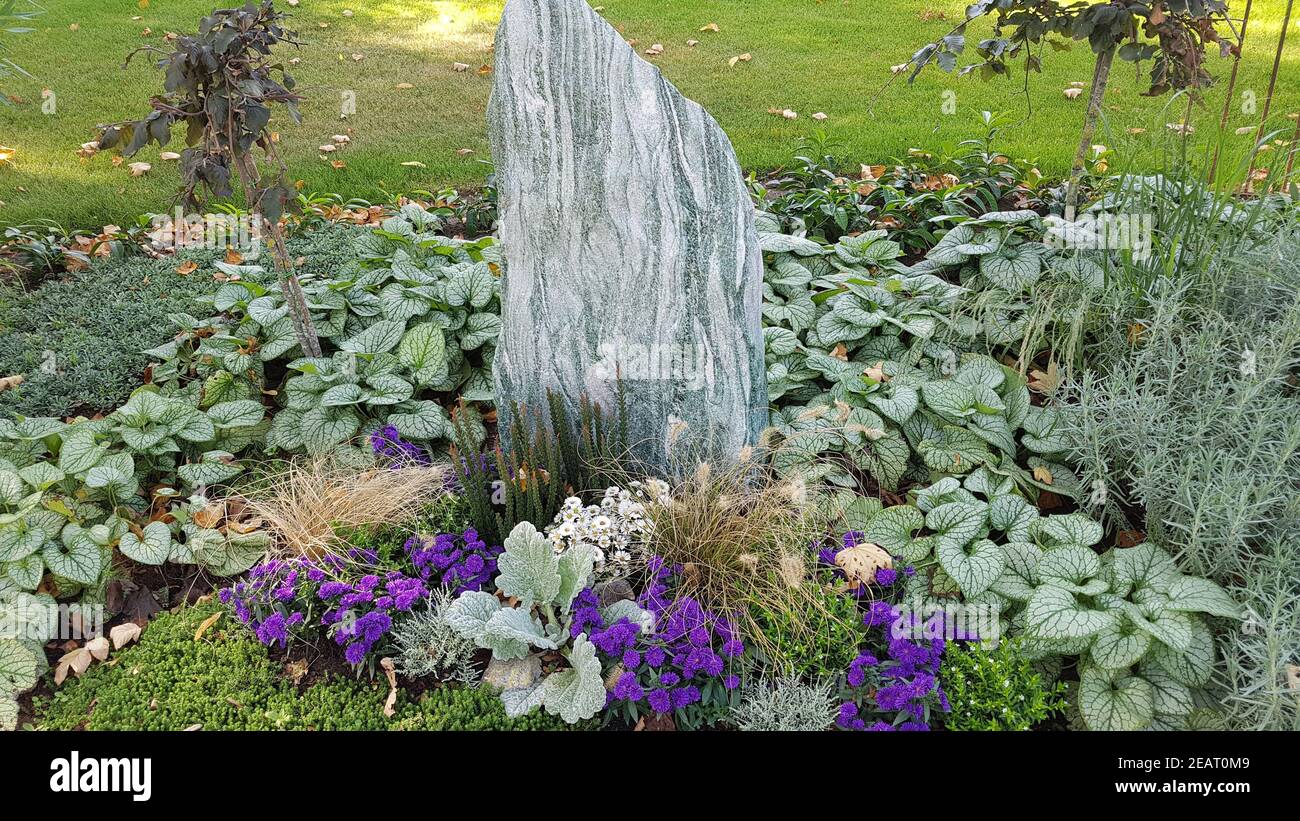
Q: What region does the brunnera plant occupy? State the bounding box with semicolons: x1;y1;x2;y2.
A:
96;0;322;357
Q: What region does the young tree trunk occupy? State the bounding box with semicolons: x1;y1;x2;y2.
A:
232;152;323;358
1066;46;1116;215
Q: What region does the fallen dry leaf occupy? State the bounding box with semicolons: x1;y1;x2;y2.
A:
158;151;181;161
342;9;354;17
330;159;347;169
395;82;414;90
194;612;222;642
864;361;887;383
55;648;93;685
380;657;399;717
1286;665;1300;692
830;343;849;361
331;134;351;144
1063;87;1083;99
645;43;664;56
318;144;338;153
1027;361;1060;394
1032;465;1054;485
781;109;797;120
140;27;152;37
890;63;909;74
477;63;492;75
812;111;828;121
455;148;475;156
700;22;720;32
110;622;143;650
1127;127;1147;135
728;53;752;68
128;161;152;176
835;543;893;592
452;62;470;72
0;375;24;393
400;160;427;168
1166;122;1194;136
686;39;699;46
69;22;80;31
284;659;309;685
86;636;112;661
1234;125;1255;136
224;248;243;265
193;501;225;529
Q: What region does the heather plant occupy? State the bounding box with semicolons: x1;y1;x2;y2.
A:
940;638;1068;730
730;677;838;732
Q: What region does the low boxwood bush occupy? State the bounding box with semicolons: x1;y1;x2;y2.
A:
37;603;580;731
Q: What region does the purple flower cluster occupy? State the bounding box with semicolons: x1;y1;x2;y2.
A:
584;556;743;727
317;570;428;664
838;602;952;731
403;528;502;595
370;424;432;466
219;549;428;667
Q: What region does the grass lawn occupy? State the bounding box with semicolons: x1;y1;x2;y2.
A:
0;0;1297;229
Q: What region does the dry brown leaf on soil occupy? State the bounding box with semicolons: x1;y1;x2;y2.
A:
395;82;414;90
194;612;222;641
54;647;93;685
453;62;470;72
380;657;399;717
728;53;752;68
686;39;699;46
781;109;797;120
864;361;887;382
477;64;492;75
1166;123;1194;136
0;375;24;393
1027;361;1060;394
645;43;664;56
175;260;198;276
193;502;225;529
318;144;338;153
1032;465;1054;485
284;659;309;685
330;159;347;169
86;636;112;661
128;162;152;176
159;151;180;160
700;22;720;32
830;342;849;361
110;622;142;650
812;112;828;121
1286;665;1300;692
1063;87;1083;99
835;543;893;591
331;134;351;145
455;148;475;156
225;247;243;265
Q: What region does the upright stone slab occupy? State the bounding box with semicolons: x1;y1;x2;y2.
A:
488;0;768;474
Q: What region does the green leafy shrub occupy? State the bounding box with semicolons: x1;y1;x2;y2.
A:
751;580;862;680
730;677;837;732
0;387;273;594
37;602;579;730
865;470;1242;730
940;638;1066;730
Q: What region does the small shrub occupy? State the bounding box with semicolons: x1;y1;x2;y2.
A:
731;677;837;732
391;588;482;684
940;639;1067;731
